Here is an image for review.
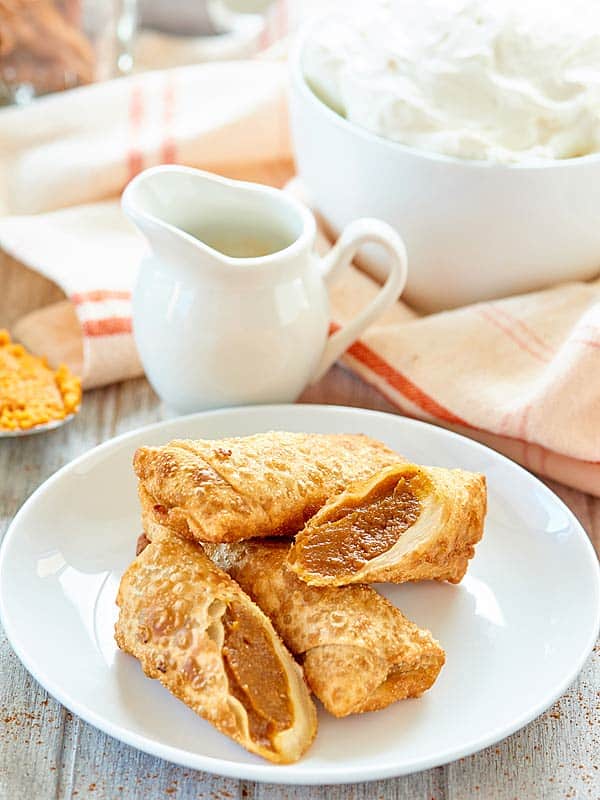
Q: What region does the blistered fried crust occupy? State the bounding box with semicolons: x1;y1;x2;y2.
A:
288;464;486;586
115;536;317;763
201;537;445;718
133;431;403;543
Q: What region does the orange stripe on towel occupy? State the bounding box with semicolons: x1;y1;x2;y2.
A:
477;307;550;363
81;317;132;337
488;305;553;356
71;290;132;304
161;74;177;164
329;322;469;427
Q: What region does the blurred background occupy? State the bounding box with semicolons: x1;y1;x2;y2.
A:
0;0;341;105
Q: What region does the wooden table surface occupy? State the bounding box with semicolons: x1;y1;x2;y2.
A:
1;257;599;800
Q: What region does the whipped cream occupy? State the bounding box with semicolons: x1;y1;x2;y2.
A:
302;0;600;162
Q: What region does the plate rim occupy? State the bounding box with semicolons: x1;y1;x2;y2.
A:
1;403;599;785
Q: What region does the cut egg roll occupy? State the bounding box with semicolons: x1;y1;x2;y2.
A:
287;463;486;586
115;535;317;764
204;538;445;717
134;431;403;543
143;532;446;719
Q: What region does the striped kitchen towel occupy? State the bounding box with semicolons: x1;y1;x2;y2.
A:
0;59;291;386
1;60;599;494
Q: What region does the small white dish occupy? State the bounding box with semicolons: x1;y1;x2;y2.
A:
0;405;598;785
289;16;600;311
0;414;75;438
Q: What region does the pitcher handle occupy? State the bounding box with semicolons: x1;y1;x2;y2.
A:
310;218;408;384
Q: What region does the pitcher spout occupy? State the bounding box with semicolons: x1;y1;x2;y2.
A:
122;165;223;272
121;164;314;273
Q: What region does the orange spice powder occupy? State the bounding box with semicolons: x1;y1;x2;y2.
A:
0;330;81;431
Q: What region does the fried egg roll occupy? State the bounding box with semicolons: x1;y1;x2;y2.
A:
115;535;317;763
288;463;486;586
190;537;445;718
133;431;403;543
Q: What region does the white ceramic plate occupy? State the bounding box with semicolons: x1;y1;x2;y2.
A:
1;405;598;785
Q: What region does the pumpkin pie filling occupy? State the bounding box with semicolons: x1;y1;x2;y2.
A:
295;471;423;578
222;601;293;748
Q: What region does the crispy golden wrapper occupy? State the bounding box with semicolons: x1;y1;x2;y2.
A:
287;463;486;586
134;431;403;543
115;535;317;763
206;538;445;717
139;523;445;719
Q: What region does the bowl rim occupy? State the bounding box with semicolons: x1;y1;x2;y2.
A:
290;13;600;172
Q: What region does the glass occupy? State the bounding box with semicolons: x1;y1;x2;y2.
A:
0;0;137;105
207;0;273;35
134;0;272;71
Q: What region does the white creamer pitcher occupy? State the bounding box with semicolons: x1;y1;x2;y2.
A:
122;165;408;413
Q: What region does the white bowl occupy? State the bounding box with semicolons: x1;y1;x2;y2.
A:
289;21;600;312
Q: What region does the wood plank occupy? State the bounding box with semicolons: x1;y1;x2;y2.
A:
57;720;242;800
